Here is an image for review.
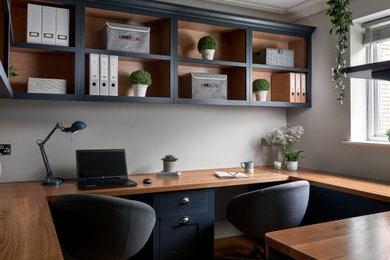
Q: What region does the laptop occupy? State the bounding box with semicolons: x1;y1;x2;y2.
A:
76;149;137;190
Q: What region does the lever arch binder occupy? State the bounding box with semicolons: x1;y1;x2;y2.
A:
42;6;56;45
55;8;70;46
295;73;301;101
89;54;100;95
109;55;118;96
300;73;306;103
27;4;42;44
99;54;109;96
271;72;296;102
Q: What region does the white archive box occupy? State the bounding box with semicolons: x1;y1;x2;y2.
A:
99;54;109;96
27;78;67;94
109;55;118;96
42;6;56;45
89;53;100;95
27;4;42;44
56;8;70;46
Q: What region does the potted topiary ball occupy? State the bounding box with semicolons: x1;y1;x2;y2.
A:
129;70;152;97
253;79;270;102
197;36;218;60
161;154;178;172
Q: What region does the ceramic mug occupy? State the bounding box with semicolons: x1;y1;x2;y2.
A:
241;161;254;173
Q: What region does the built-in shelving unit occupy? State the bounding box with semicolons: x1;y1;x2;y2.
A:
1;0;315;107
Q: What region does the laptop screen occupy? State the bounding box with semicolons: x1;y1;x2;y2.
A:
76;149;127;179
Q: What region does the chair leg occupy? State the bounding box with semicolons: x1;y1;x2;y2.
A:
249;244;265;259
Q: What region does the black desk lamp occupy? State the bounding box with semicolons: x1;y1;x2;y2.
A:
37;121;86;186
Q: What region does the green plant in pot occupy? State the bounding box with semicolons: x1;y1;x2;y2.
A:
265;125;304;171
386;129;390;142
326;0;353;103
8;66;19;78
161;154;178;172
253;79;270;102
129;70;152;97
197;36;218;60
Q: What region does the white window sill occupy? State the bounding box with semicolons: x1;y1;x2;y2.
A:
342;140;390;148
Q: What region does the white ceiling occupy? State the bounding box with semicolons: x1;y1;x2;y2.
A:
205;0;312;14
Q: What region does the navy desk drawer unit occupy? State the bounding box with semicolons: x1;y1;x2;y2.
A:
153;188;214;260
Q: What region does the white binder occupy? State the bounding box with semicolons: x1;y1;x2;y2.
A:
27;4;42;44
55;8;70;46
109;55;118;96
99;54;109;96
290;73;296;102
295;73;301;103
89;54;100;95
42;6;56;45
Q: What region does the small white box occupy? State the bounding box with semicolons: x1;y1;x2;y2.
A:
27;78;67;94
55;7;70;46
99;54;109;96
109;55;118;96
27;4;42;44
89;54;100;95
42;6;56;45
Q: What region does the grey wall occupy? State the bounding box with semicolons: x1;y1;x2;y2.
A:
287;0;390;181
0;99;285;182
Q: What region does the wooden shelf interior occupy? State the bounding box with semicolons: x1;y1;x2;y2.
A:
178;20;245;63
252;31;307;68
85;7;170;56
252;67;307;102
178;62;246;100
9;47;75;93
11;0;76;46
85;54;170;98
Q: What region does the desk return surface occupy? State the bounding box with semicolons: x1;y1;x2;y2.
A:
1;167;390;260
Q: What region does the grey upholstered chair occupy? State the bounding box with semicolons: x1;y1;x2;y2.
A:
226;180;310;258
50;194;156;260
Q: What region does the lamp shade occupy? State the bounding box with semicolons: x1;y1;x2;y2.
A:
68;121;87;133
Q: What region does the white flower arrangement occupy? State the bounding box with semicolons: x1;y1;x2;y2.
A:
265;126;304;162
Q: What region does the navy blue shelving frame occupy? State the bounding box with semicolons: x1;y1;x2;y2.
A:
3;0;315;107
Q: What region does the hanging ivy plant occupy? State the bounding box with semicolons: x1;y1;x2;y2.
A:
325;0;353;104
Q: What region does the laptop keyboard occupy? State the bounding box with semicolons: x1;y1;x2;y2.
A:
79;179;137;190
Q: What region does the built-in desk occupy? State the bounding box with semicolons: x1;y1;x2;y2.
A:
266;211;390;259
1;166;390;259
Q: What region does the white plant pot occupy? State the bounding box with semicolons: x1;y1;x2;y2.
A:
285;161;298;171
163;161;177;172
132;84;149;97
388;136;390;142
200;49;215;60
255;91;268;101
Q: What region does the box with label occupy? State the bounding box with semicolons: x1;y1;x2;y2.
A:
253;48;294;67
101;22;150;53
27;78;67;94
181;73;227;100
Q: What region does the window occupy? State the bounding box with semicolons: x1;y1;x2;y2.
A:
365;21;390;141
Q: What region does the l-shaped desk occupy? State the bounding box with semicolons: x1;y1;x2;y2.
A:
1;166;390;259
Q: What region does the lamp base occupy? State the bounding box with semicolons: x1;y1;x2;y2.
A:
42;178;63;186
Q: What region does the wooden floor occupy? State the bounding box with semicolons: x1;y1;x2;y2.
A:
214;235;264;259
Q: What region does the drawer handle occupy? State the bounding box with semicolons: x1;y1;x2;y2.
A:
179;197;191;205
179;216;191;225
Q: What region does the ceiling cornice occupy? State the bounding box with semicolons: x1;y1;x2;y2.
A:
286;0;328;22
205;0;286;14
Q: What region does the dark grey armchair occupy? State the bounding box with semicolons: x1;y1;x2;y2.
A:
226;180;310;258
50;194;156;260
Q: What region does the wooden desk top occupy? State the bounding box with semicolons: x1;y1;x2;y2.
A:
1;166;390;260
266;211;390;260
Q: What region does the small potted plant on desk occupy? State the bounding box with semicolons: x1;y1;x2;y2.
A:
265;125;304;171
386;129;390;142
253;79;270;102
161;154;178;172
129;69;152;97
198;36;218;60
